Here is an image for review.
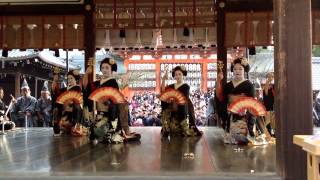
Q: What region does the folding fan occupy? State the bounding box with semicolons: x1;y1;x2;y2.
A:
56;91;83;105
160;88;187;105
88;87;127;104
228;97;267;116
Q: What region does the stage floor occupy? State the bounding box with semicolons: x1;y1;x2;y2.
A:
0;127;280;180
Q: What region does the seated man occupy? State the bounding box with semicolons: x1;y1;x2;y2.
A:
36;81;52;127
0;87;15;130
11;79;37;127
0;87;5;117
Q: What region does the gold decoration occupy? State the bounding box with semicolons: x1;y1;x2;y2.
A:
217;61;224;72
3;43;8;48
109;59;115;65
180;65;186;71
85;4;92;11
240;57;249;66
219;2;226;8
88;57;95;67
53;67;61;74
73;69;80;76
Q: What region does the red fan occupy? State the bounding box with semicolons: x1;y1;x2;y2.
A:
228;97;267;116
160;88;187;105
56;91;83;105
88;87;126;104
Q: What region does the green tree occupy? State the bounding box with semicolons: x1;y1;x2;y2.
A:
313;45;320;57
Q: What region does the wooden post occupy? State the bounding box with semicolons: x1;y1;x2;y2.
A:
35;78;38;98
274;0;313;179
216;0;227;85
84;0;96;83
15;72;21;98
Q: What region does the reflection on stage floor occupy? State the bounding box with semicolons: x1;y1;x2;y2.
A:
0;127;279;179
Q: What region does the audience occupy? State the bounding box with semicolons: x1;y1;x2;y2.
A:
129;90;215;126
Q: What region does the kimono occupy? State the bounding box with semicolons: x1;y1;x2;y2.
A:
263;84;276;136
84;78;126;144
0;99;15;130
218;80;255;144
36;97;52;127
52;85;83;135
161;83;201;137
0;99;5;117
11;95;37;127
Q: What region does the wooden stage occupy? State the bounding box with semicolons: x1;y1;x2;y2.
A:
0;127;280;180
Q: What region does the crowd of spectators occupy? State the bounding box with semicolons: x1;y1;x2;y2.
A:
128;90;216;126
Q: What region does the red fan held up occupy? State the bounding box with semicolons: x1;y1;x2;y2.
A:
88;87;127;104
160;88;187;105
228;97;267;116
56;91;83;105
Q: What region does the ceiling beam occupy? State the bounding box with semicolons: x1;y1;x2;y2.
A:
225;0;273;12
313;0;320;10
0;0;319;18
225;0;320;12
0;4;85;16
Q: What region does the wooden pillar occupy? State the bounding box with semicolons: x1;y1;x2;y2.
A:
84;0;96;82
35;78;38;98
15;72;21;98
216;0;227;84
274;0;313;179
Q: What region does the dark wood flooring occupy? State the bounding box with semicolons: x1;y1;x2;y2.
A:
0;127;280;180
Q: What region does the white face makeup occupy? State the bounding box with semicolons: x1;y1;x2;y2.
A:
101;63;112;78
174;70;184;83
233;63;245;81
67;75;77;87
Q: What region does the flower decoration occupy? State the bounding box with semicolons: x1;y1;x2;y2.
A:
110;59;115;65
53;67;61;74
73;69;80;76
241;57;249;66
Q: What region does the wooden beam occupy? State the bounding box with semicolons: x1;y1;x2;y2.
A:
274;0;313;179
173;0;176;28
224;0;318;12
225;0;273;12
1;65;56;78
113;0;117;28
313;0;320;10
0;4;85;15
